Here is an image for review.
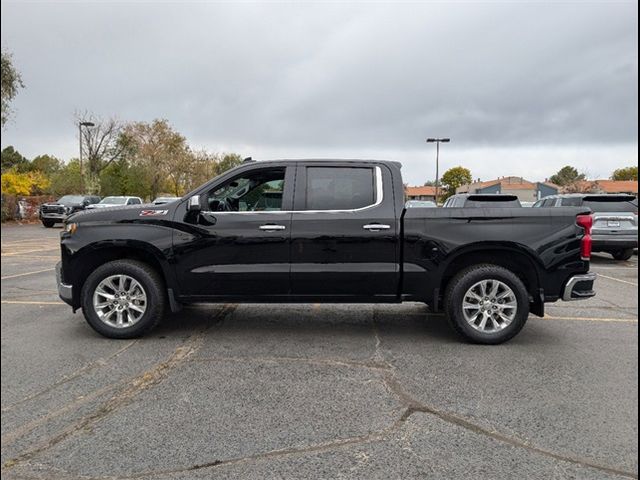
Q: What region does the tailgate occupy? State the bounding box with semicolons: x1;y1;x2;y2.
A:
592;212;638;235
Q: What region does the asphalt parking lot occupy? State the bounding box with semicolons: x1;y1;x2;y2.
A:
1;223;637;480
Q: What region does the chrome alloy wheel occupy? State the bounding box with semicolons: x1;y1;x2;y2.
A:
462;279;518;333
92;274;147;328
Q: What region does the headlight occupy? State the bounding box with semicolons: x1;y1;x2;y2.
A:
64;206;73;213
65;223;78;234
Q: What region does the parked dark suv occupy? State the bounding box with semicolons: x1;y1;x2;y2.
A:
39;195;101;228
533;194;638;260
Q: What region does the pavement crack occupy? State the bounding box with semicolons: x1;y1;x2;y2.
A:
2;304;237;472
191;355;391;372
1;340;139;414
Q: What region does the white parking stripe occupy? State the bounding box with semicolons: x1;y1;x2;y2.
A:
597;274;638;287
1;268;55;280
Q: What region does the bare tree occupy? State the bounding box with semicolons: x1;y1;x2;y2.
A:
76;112;126;193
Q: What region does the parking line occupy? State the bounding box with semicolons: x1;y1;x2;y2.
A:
2;247;59;256
597;274;638;287
543;314;637;323
1;268;55;280
0;300;65;305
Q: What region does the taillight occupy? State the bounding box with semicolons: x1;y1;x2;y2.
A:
576;214;593;261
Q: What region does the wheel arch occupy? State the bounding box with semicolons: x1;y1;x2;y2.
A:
437;243;543;310
69;241;174;308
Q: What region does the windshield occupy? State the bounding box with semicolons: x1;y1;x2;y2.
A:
583;197;638;213
99;197;128;205
57;195;84;204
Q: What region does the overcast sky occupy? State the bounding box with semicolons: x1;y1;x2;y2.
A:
1;1;637;185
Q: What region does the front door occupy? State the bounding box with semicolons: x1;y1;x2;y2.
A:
174;165;294;299
289;163;399;299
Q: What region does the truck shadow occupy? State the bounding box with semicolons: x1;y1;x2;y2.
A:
147;303;517;345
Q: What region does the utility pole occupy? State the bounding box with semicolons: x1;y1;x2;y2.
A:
426;137;450;205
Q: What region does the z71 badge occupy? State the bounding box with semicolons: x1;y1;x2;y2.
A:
139;210;169;217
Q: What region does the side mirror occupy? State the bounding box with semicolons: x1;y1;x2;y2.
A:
82;199;90;206
188;195;201;212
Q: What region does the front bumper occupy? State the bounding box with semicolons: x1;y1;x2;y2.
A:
592;234;638;250
41;213;69;222
56;262;73;306
562;273;597;301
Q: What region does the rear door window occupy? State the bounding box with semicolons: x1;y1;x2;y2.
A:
305;167;375;210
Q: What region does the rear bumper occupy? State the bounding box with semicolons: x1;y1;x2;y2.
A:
592;234;638;250
56;262;73;306
562;273;597;301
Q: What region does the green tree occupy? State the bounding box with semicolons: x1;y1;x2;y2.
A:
611;166;638;181
549;166;586;186
1;50;25;127
1;146;29;173
99;158;152;199
49;160;83;196
440;166;473;200
30;154;61;175
121;119;190;199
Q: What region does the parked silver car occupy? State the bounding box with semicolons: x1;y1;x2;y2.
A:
533;194;638;260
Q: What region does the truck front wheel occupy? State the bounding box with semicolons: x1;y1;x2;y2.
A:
42;220;55;228
444;264;530;344
80;260;165;339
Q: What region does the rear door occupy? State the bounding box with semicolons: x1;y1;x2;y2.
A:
289;162;399;299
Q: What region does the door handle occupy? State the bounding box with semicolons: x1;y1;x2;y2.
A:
259;224;286;231
363;224;391;231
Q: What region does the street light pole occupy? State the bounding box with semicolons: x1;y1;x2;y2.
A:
426;137;450;205
78;121;95;193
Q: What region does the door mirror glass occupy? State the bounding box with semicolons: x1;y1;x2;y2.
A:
188;195;201;212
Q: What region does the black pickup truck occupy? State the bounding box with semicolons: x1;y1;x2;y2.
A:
57;159;596;344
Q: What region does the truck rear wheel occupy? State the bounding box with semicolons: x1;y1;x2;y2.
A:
444;264;530;344
612;249;635;261
80;260;165;339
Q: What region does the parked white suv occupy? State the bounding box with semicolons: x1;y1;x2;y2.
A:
86;196;144;209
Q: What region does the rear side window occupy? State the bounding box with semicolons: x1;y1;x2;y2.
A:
561;198;582;206
305;167;375;210
542;198;556;207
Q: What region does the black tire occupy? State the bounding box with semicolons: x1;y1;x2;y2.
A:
444;264;530;345
42;220;55;228
612;249;635;261
81;260;165;339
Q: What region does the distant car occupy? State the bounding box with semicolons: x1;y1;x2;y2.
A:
533;194;638;260
521;201;535;208
405;200;437;208
443;194;522;208
152;196;180;205
87;196;143;209
39;195;101;227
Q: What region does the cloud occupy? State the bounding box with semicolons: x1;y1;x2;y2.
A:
1;1;637;183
